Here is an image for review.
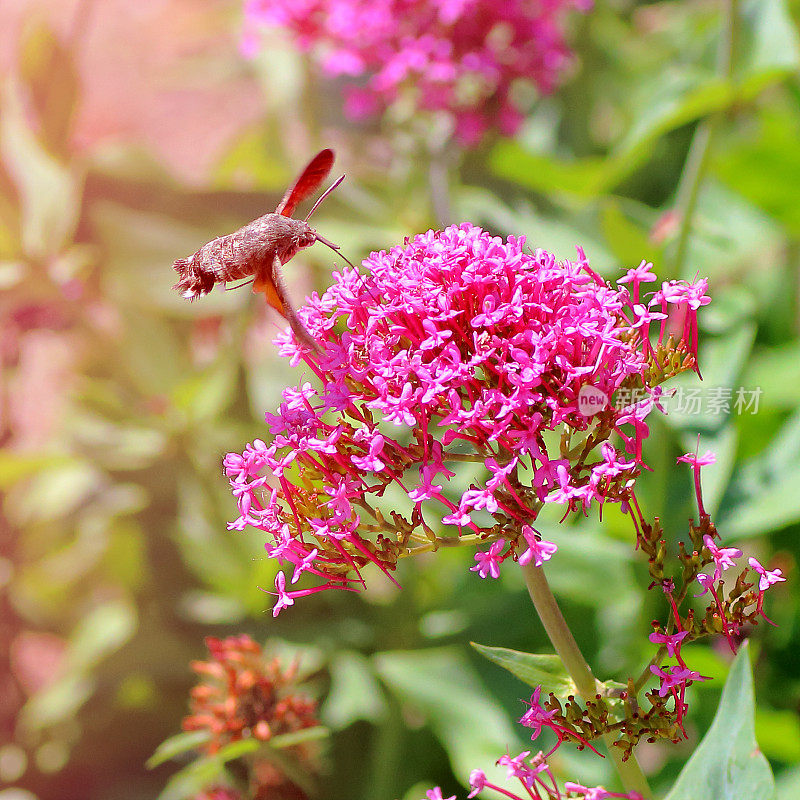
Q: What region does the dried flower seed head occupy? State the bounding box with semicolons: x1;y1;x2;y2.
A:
183;635;319;754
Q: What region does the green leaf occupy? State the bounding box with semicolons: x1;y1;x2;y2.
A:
683;181;784;281
0;790;39;800
470;643;575;698
212;739;261;762
5;462;101;525
741;341;800;410
755;708;800;763
373;648;525;780
147;731;211;769
157;758;231;800
322;651;388;729
737;0;800;95
157;738;263;800
713;110;800;236
18;674;93;732
663;323;756;434
213;127;292;191
0;80;81;257
489;142;612;200
663;642;775;800
19;20;79;150
116;308;188;395
776;766;800;800
268;726;330;749
171;362;237;422
718;411;800;537
454;186;616;273
0;451;71;489
490;75;732;201
90;201;242;315
618;72;731;159
65;601;137;675
599;199;661;267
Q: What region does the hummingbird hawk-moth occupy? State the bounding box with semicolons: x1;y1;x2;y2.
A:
172;148;346;349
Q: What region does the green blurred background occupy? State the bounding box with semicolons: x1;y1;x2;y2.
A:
1;1;799;798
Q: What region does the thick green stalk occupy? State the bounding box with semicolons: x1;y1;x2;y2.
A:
520;562;652;799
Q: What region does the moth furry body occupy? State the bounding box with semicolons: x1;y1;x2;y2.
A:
172;215;317;300
172;149;340;351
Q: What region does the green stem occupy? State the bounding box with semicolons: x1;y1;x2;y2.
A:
520;562;652;799
428;139;453;227
671;0;738;277
365;694;404;800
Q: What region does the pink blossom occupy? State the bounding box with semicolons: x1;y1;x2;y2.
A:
471;539;507;579
703;534;742;581
651;279;710;372
291;548;320;584
564;784;643;800
272;572;295;617
496;751;533;781
518;525;558;567
648;629;689;659
748;557;786;592
467;769;486;797
677;450;716;468
426;789;456;800
694;572;714;596
243;0;591;146
519;689;600;757
225;224;705;608
747;557;786;625
650;664;709;698
678;446;716;517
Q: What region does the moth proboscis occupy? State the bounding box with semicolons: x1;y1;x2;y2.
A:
172;148;348;350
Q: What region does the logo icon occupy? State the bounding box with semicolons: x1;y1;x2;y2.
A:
578;384;608;417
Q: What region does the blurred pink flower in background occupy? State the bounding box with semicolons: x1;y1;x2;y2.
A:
243;0;591;145
1;0;262;182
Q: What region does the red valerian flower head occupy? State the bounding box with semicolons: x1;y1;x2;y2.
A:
225;224;707;614
242;0;591;145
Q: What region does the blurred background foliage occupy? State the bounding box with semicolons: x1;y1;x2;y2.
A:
1;0;799;798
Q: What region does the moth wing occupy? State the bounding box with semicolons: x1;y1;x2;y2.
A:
253;254;318;351
275;149;335;217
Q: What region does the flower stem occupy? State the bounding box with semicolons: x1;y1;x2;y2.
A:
671;0;738;276
428;139;453;227
520;562;652;799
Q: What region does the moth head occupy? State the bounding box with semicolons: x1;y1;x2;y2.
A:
296;225;319;250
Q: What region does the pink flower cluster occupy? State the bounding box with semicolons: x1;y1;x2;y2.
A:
635;448;786;733
224;223;709;616
242;0;591;144
424;748;642;800
645;530;785;736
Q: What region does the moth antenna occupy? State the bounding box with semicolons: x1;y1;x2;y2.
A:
305;174;345;221
225;277;256;291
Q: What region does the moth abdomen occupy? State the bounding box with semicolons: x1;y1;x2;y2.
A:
172;234;256;300
172;254;217;300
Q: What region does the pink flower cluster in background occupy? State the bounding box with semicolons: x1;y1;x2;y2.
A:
224;223;709;615
242;0;591;144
